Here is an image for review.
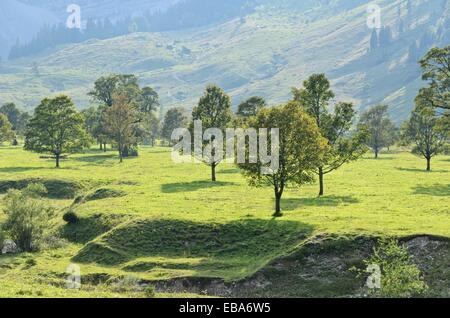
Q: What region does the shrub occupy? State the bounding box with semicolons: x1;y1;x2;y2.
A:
63;211;79;224
110;276;141;293
1;183;55;252
357;238;428;298
144;284;156;298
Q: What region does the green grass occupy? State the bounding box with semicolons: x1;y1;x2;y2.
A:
0;145;449;297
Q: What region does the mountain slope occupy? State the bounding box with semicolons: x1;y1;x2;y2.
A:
0;0;58;58
0;0;449;121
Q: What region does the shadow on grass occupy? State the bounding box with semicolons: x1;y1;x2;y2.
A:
413;184;450;197
219;168;241;174
283;195;360;211
74;153;117;164
396;167;448;173
73;218;314;266
0;167;48;173
161;180;238;193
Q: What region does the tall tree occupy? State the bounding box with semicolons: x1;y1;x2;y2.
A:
419;46;450;113
237;96;267;118
24;96;90;168
401;90;449;171
238;102;328;217
293;74;366;196
0;114;14;144
105;93;138;163
358;105;394;159
162;107;189;145
192;85;233;182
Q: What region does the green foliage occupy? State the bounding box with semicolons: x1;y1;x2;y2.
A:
24;95;91;167
0;103;30;136
358;105;395;158
0;113;15;144
292;74;367;195
362;239;428;298
420;45;450;111
238;102;328;216
1;183;55;252
144;284;156;298
162;107;189;143
402;89;449;170
236;96;266;118
191;85;233;181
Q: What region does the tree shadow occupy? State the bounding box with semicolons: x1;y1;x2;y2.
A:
219;168;240;174
283;195;360;211
0;167;47;173
72;218;315;267
161;180;238;193
413;184;450;197
396;167;448;173
74;153;117;164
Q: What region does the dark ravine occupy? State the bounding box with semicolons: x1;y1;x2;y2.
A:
147;235;450;298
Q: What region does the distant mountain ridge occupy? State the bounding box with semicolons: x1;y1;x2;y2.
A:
0;0;449;122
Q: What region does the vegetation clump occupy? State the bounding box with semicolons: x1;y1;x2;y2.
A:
1;183;55;252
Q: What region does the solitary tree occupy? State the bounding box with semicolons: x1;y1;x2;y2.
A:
162;107;189;145
237;96;267;118
358;105;394;159
0;113;14;144
401;90;449;171
105;93;138;163
24;95;90;168
238;102;328;217
192;85;233;182
293;74;367;196
419;46;450;113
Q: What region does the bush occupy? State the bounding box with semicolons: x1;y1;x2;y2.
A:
144;284;156;298
110;276;141;293
1;183;55;252
356;238;428;298
63;211;79;224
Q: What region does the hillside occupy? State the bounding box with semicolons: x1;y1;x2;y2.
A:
0;147;449;297
0;0;449;121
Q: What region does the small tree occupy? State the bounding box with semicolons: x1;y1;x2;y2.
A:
0;113;15;144
401;90;449;171
238;102;328;217
192;85;233;182
358;105;394;159
293;74;367;196
359;239;428;298
105;93;138;163
1;184;55;252
162;107;189;145
24;95;90;168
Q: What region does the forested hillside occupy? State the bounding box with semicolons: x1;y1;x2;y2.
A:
1;0;449;121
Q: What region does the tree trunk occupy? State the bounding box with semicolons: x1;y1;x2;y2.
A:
103;143;107;152
375;149;378;159
211;163;216;182
55;154;60;168
318;167;324;196
426;157;431;171
274;191;283;217
100;143;103;151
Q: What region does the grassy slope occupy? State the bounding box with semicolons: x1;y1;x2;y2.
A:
0;0;446;121
0;146;448;297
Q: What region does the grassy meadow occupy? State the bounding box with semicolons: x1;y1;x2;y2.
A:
0;145;448;298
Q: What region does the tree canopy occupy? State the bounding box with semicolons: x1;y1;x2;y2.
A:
238;102;328;216
24;95;91;168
